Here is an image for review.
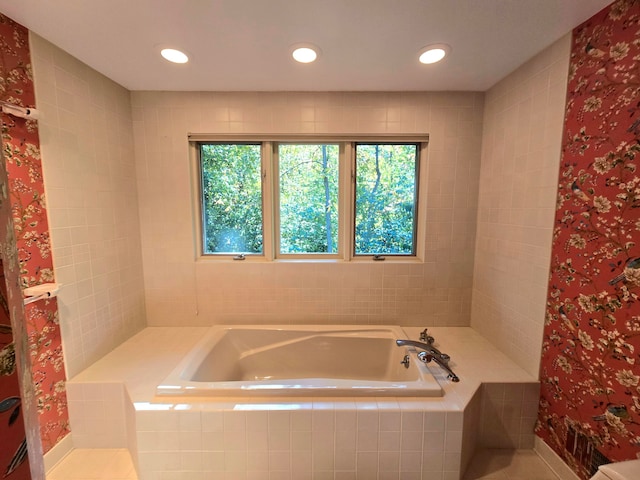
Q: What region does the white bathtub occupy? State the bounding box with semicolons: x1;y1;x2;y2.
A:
156;325;443;397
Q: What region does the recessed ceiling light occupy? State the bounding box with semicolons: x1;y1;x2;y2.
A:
291;44;320;64
418;44;451;64
160;48;189;64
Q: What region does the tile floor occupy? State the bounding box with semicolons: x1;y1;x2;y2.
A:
46;449;136;480
463;449;561;480
46;448;561;480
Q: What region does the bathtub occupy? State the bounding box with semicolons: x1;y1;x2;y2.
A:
156;325;443;397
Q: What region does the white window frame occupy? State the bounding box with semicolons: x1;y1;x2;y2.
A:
189;134;429;262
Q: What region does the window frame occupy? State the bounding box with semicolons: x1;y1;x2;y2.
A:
352;142;421;258
273;141;345;260
189;134;429;262
197;141;266;257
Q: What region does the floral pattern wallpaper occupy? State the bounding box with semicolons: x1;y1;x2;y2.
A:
537;1;640;478
0;210;36;477
0;13;69;454
0;258;31;480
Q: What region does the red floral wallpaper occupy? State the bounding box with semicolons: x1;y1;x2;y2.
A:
537;1;640;478
0;14;69;453
0;263;30;479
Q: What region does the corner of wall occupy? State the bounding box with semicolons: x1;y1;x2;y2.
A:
470;32;571;378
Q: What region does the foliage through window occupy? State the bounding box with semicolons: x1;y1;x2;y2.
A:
278;144;339;254
197;139;423;259
354;144;418;255
200;143;263;254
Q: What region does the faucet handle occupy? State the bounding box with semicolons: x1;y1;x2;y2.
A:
419;328;435;345
417;351;433;363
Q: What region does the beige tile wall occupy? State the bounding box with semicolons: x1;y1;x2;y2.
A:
477;383;540;449
131;91;484;326
30;34;147;378
471;34;571;377
133;405;465;480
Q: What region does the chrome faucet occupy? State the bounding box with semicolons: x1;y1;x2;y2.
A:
419;328;435;345
396;339;460;382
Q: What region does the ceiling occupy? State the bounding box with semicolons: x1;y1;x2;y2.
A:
0;0;613;92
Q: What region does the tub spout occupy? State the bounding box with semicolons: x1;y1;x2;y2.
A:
396;339;460;382
396;339;447;360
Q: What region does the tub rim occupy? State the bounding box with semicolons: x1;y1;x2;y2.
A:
156;324;444;397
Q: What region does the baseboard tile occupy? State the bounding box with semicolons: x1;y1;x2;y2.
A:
534;436;581;480
44;433;74;474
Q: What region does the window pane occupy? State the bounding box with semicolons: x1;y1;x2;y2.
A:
355;144;418;255
279;144;339;254
200;143;263;254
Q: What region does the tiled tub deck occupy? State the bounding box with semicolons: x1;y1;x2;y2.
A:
64;327;539;480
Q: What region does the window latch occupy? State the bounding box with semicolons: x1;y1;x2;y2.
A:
372;254;386;261
233;254;246;261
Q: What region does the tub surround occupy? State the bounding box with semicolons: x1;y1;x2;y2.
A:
132;90;484;329
471;32;571;379
64;326;538;479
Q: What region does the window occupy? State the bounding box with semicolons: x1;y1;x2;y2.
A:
277;144;340;254
194;136;426;260
200;143;263;254
354;144;418;255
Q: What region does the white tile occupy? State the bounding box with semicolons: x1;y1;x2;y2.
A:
312;410;335;431
224;451;247;472
422;431;445;453
335;411;357;431
290;430;312;452
402;412;424;431
202;411;224;432
357;411;379;431
268;411;290;430
290;410;312;431
180;451;203;471
446;412;464;431
178;411;201;431
203;451;225;472
400;451;422;472
223;429;247;450
268;429;291;450
379;431;401;451
357;428;379;451
269;451;290;471
246;411;269;431
224;411;246;431
379;412;401;431
178;431;202;450
400;430;423;452
424;412;446;431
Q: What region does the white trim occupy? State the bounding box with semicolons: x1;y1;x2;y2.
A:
262;141;275;261
191;137;427;261
343;142;355;260
534;436;581;480
274;142;343;259
414;142;429;261
188;133;429;143
189;141;205;261
44;433;73;473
